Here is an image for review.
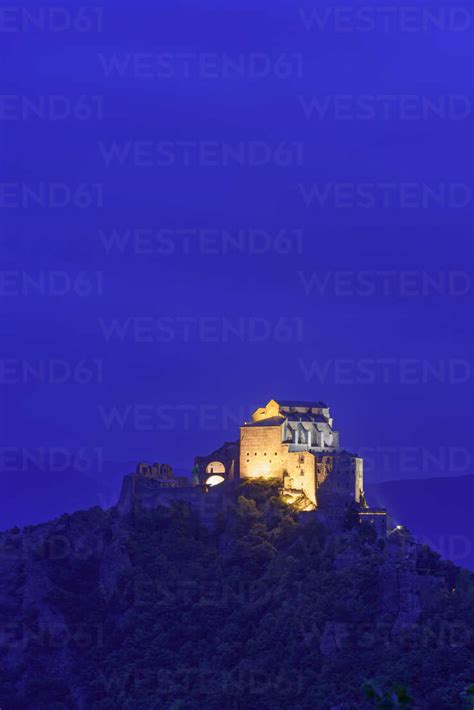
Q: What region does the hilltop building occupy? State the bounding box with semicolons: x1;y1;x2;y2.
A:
118;398;389;535
194;399;364;511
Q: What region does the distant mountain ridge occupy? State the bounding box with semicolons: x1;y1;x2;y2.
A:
0;461;127;530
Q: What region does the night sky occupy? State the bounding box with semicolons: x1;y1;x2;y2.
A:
1;1;473;504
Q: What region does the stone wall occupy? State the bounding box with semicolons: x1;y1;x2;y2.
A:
315;453;363;507
194;440;239;485
239;424;362;511
239;424;317;506
117;473;236;526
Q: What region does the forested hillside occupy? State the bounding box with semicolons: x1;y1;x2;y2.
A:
0;482;473;709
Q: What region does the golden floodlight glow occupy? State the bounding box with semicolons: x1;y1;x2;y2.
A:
253;463;271;477
206;474;225;487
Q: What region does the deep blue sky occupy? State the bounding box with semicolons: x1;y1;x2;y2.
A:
1;1;473;494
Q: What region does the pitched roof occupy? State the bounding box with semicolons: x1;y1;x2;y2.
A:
285;412;327;421
241;417;285;428
278;400;328;409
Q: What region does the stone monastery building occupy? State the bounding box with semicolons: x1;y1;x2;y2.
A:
194;399;364;511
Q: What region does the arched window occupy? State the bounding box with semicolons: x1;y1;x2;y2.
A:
205;461;225;475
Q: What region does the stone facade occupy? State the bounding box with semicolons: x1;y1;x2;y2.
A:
239;399;363;510
240;419;317;508
315;453;364;508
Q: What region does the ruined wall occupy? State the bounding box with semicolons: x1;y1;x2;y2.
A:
117;473;236;525
194;440;239;485
117;474;189;515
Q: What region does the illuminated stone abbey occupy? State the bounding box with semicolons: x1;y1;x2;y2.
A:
194;399;364;511
118;397;390;534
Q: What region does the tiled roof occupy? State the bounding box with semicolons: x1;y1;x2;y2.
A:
285;413;328;423
241;417;285;428
278;400;328;409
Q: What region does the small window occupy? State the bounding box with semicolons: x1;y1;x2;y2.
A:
254;453;257;456
264;452;267;456
299;455;304;463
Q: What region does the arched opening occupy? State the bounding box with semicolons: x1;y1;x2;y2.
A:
205;461;225;475
206;474;225;487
